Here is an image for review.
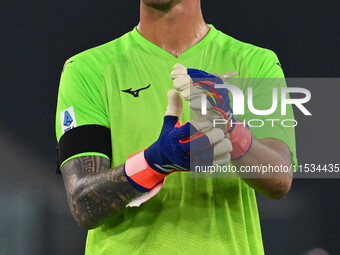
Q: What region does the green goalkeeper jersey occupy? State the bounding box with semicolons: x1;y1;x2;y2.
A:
56;25;297;255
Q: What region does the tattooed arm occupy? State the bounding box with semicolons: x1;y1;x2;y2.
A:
61;156;143;230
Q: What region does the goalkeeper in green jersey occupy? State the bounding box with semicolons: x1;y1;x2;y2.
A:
56;0;296;254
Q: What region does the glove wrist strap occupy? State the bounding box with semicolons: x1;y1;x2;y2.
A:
124;150;168;192
230;119;253;160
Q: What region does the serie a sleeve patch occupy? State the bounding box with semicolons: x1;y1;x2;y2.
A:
60;106;77;134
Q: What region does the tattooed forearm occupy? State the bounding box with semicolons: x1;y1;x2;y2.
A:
61;156;142;229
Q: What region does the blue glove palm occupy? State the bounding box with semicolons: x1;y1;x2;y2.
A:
145;116;191;172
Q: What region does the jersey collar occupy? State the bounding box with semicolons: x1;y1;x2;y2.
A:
130;24;219;60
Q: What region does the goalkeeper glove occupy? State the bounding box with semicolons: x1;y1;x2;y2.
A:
124;90;232;193
171;64;253;160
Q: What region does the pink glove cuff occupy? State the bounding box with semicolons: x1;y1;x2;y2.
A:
230;119;253;160
125;150;167;192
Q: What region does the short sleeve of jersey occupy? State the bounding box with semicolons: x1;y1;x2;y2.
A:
240;50;297;167
55;58;110;162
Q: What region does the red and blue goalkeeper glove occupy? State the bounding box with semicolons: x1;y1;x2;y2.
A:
171;64;253;160
124;90;232;193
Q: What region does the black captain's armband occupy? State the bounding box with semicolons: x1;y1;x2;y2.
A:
56;125;112;174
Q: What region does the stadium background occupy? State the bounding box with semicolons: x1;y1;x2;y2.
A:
1;1;339;254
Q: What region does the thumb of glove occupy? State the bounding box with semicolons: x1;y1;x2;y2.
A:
165;89;183;118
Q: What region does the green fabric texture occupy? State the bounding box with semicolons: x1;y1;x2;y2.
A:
55;25;297;255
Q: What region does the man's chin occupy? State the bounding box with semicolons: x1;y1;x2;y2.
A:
142;0;181;11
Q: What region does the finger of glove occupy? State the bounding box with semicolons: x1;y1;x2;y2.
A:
210;138;233;166
205;109;224;121
205;111;228;134
171;63;187;79
213;138;233;157
189;97;213;112
191;117;213;133
173;75;192;91
189;100;224;133
181;86;203;101
190;127;225;152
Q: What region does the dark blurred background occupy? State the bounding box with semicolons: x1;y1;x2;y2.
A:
1;1;339;254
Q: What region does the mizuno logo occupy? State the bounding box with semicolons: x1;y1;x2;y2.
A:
122;84;151;97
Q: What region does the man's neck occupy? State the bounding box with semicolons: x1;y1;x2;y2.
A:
137;1;209;58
